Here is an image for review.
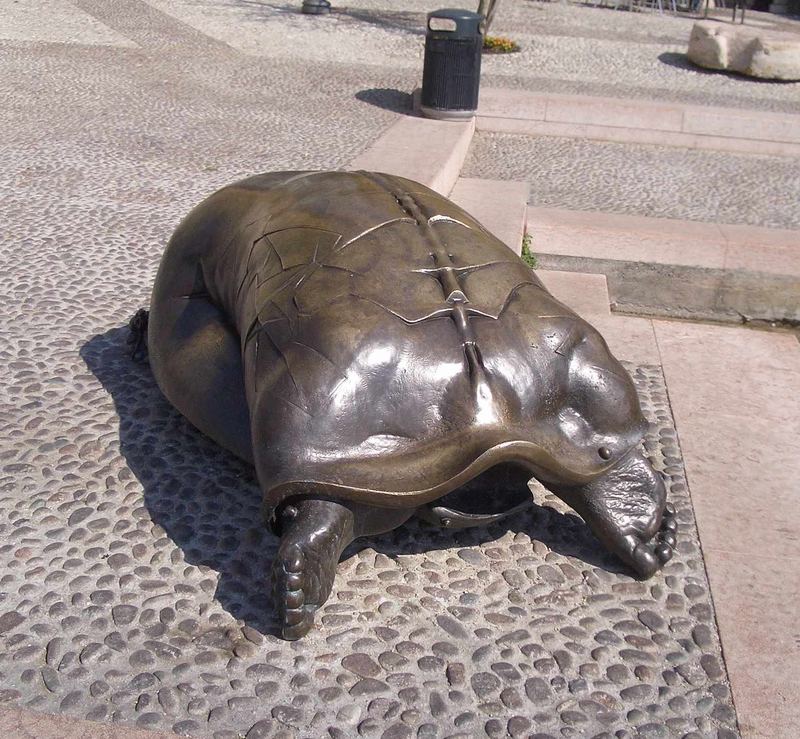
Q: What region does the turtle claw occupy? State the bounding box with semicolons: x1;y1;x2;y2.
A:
609;474;677;578
270;500;355;640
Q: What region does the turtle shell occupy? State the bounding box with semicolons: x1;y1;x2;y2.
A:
195;171;647;515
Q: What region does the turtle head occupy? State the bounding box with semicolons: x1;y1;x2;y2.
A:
525;324;676;577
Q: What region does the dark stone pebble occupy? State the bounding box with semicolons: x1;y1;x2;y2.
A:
351;679;389;696
471;672;501;699
358;717;381;735
490;662;521;682
457;549;485;566
595;630;621;645
484;718;504;737
637;724;668;737
619;649;654;663
417;656;443;672
507;716;531;737
561;710;588;724
436;614;468;639
343;653;381;678
381;724;412;739
245;718;275;739
638;610;666;632
174;721;202;735
446;663;465;686
691;625;713;649
429;691;446;718
710;703;736;724
59;691;83;710
500;687;523;709
0;612;25;634
319;686;343;702
135;713;161;728
379;652;408;671
431;641;457;658
272;705;302;725
525;677;551;703
700;654;724;679
553;650;572;670
85;706;107;721
111;605;137;626
568;678;588;694
40;667;60;693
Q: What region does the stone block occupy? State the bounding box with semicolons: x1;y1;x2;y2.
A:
687;21;800;81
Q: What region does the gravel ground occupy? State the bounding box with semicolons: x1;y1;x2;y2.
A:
463;132;800;229
132;0;800;113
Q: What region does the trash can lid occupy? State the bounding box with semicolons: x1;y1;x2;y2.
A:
427;8;483;37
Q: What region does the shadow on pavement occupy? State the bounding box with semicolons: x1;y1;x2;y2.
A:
81;325;624;636
356;87;415;114
657;50;790;83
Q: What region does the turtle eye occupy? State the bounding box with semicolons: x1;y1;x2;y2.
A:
598;446;612;460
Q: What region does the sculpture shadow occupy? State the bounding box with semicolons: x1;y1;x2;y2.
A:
355;88;415;115
332;7;426;36
658;51;793;84
81;326;625;637
81;327;280;635
228;0;425;36
658;51;721;74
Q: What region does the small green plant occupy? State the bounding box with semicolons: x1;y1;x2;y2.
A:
521;233;537;269
482;35;520;54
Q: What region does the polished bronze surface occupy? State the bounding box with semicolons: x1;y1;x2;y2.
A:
143;171;674;639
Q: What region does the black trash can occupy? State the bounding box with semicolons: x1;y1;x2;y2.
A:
420;9;483;121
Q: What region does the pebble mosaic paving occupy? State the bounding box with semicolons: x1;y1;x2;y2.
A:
1;348;740;737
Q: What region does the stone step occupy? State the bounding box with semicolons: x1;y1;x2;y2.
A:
448;177;529;255
477;88;800;157
536;270;611;318
527;206;800;324
348;115;475;196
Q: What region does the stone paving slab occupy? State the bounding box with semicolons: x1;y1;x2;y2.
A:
349;117;474;196
536;271;612;318
527;207;800;277
477;89;800;156
448;178;529;255
653;321;800;738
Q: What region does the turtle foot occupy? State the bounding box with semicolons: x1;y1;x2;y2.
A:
615;501;677;578
553;449;676;579
271;499;354;640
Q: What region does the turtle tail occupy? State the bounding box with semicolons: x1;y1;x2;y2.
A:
127;308;150;362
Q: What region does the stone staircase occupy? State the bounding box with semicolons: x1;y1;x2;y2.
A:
348;94;800;328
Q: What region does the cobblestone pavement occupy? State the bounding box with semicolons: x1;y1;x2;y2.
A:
133;0;800;113
2;332;739;737
0;1;747;737
463;132;800;229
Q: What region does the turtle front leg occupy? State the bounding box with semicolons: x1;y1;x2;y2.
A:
550;449;677;578
271;499;356;640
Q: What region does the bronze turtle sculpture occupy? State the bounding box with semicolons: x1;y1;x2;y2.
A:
141;170;676;640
